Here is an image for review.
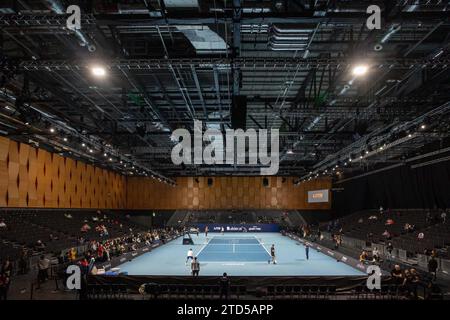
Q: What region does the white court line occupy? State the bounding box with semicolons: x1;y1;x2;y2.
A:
254;235;272;257
195;236;213;257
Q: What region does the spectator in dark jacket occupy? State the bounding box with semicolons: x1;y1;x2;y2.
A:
428;257;438;280
219;273;230;300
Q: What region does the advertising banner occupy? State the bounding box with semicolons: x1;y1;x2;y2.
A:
194;223;279;232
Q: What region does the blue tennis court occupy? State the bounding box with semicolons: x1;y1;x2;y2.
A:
116;232;366;276
196;236;271;262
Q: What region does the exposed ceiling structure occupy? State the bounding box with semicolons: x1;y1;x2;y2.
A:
1;0;450;183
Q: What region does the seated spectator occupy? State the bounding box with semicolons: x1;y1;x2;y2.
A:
391;265;403;284
359;251;369;262
382;230;391;240
81;223;91;232
379;206;384;214
0;219;6;229
386;242;394;256
358;218;364;224
64;213;72;219
368;215;378;220
441;211;446;223
69;247;77;261
385;218;395;225
35;239;46;250
417;232;425;240
372;247;380;262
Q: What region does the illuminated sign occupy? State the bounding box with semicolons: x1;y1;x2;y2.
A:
307;189;329;203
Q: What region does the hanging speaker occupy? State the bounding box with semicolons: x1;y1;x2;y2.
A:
231;95;247;130
263;177;269;187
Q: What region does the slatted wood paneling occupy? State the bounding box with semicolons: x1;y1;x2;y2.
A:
126;176;332;210
0;136;126;208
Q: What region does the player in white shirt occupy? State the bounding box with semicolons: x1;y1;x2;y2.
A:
185;248;194;265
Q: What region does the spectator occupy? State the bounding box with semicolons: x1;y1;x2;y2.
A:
18;249;29;274
0;272;9;300
1;258;13;278
386;242;394;256
441;211;446;223
382;230;391;240
368;215;378;221
358;218;364;224
0;219;6;229
64;213;72;219
391;265;403;284
81;223;91;232
409;269;420;299
428;256;438;280
359;251;368;263
219;272;230;299
417;232;425;240
35;239;46;250
37;255;50;284
385;218;395;225
372;247;380;262
191;257;200;277
379;206;384;215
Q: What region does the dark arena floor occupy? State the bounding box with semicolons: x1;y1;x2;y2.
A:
1;0;450;315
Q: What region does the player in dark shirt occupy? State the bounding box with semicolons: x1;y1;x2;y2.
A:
269;244;277;264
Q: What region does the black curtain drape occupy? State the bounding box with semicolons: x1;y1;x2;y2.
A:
332;160;450;217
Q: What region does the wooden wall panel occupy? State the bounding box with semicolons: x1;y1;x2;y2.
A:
0;136;126;209
0;136;331;210
126;176;332;210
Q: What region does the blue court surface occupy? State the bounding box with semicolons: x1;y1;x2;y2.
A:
196;236;271;262
116;233;365;276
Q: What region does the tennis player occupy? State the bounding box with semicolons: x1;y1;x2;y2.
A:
185;248;194;265
205;225;209;238
269;244;277;264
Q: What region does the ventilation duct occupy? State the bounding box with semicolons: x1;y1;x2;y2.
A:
268;25;315;51
164;0;199;8
176;26;228;54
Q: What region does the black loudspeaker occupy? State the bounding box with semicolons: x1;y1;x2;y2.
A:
263;177;269;187
231;95;247;130
207;178;213;187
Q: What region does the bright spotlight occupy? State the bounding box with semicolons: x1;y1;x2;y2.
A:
91;66;106;77
352;65;369;77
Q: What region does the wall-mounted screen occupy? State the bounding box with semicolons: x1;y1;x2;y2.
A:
307;189;329;203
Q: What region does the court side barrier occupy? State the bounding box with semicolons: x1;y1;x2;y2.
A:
96;235;182;272
284;232;374;275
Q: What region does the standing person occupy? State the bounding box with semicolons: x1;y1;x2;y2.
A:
191;257;200;277
1;258;13;278
219;273;230;300
221;227;225;235
0;272;9;300
269;244;277;264
205;225;209;238
305;243;309;260
185;248;194;265
428;256;438;281
37;255;50;285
